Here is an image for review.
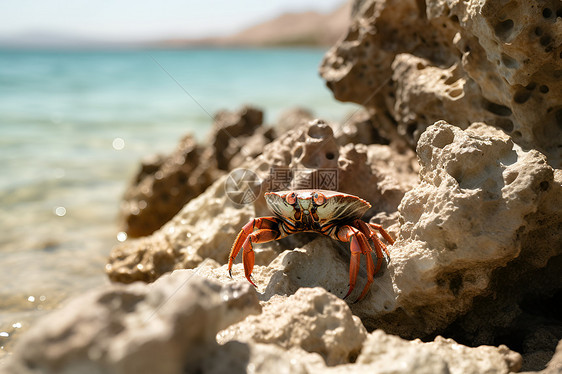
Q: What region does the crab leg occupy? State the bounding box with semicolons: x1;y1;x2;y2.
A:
356;233;376;301
354;220;393;269
228;217;281;286
369;223;395;245
337;225;373;301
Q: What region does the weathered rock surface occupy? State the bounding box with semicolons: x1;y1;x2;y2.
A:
119;106;270;238
354;330;521;374
108;117;561;369
218;287;367;366
5;270;260;374
374;121;561;369
320;0;562;167
6;276;522;374
107;119;415;284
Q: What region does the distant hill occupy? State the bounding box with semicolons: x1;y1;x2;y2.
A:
0;2;351;50
157;2;351;48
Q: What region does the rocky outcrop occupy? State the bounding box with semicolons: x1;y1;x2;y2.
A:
369;122;561;353
119;106;271;238
107;117;561;370
6;275;521;374
107;120;415;284
5;270;260;374
320;0;562;167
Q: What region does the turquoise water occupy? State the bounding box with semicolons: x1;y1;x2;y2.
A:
0;48;357;354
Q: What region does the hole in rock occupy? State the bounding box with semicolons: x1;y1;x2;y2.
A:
526;82;537;90
294;146;304;160
483;100;513;116
539;85;549;94
177;174;187;185
556;109;562;128
534;27;543;36
540;35;552;46
504;171;518;185
449;88;463;98
451;15;459;23
539;181;550;191
449;273;462;295
542;8;552;18
557;8;562;18
325;152;335;160
494;19;514;41
406;123;417;139
514;89;532;104
496;118;514;133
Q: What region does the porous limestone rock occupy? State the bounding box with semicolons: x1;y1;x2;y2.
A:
107;119;414;284
5;270;260;374
365;121;560;346
320;0;562;166
354;330;522;374
119;106;269;238
217;287;367;366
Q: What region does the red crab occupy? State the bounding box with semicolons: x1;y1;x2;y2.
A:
228;190;395;301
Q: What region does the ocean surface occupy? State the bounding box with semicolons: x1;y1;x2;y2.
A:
0;48;357;356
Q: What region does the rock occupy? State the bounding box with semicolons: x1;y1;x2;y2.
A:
333;108;391;146
364;122;561;368
107;118;560;370
107;119;415;284
108;179;256;284
120;134;218;238
320;0;562;167
274;107;314;135
119;106;268;238
5;270;260;374
217;287;367;366
355;330;521;374
210;106;268;171
537;339;562;374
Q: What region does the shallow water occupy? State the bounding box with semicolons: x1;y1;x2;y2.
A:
0;48;357;357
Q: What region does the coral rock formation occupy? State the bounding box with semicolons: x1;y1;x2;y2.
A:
320;0;562;166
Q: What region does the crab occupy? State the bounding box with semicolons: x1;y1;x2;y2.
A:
228;190;395;301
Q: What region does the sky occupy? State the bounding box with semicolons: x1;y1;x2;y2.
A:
0;0;347;42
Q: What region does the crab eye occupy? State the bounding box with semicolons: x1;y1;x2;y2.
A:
286;192;297;205
313;192;326;205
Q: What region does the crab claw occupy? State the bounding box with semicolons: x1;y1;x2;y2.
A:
228;217;281;288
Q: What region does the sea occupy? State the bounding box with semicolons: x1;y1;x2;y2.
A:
0;48;358;357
